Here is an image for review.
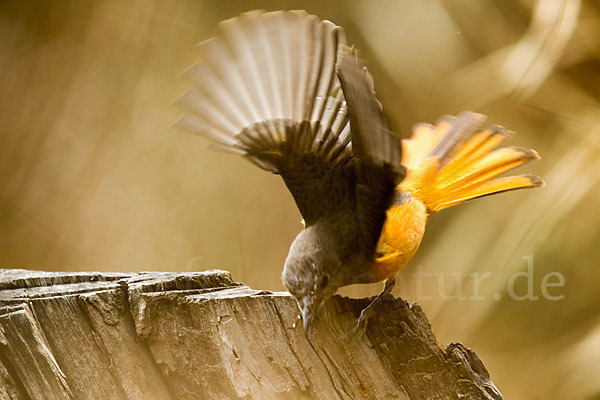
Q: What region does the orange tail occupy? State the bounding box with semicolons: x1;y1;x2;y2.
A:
400;112;544;214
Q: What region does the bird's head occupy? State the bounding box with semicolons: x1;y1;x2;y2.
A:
281;225;343;338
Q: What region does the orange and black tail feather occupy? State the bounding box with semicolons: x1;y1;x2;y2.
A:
400;112;544;214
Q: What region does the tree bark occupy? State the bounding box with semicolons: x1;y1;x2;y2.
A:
0;269;502;400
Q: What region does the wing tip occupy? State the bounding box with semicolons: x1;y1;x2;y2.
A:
219;10;265;29
172;115;198;133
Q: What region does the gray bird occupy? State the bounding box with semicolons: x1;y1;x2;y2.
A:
176;10;543;337
176;10;404;336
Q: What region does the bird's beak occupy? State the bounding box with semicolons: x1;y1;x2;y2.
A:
302;296;317;339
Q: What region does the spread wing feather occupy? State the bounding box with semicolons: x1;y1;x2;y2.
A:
175;11;354;224
176;11;406;257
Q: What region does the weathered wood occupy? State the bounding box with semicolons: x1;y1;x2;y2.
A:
0;269;502;400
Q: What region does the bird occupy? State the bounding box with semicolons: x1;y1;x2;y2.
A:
175;10;544;338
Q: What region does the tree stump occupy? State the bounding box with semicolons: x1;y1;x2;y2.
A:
0;269;502;399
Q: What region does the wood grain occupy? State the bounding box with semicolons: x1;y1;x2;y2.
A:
0;269;502;399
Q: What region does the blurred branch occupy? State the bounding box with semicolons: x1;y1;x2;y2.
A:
441;0;581;108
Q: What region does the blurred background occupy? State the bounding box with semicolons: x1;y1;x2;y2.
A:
1;0;599;398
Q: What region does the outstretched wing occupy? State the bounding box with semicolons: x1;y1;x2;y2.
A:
175;11;354;225
337;48;406;259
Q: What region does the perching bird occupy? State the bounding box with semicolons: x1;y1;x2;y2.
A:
176;10;544;337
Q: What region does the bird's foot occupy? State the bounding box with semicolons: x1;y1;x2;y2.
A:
352;276;396;337
352;307;373;336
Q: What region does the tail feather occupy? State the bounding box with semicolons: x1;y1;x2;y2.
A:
434;174;544;211
401;123;435;169
427;113;486;163
400;112;543;214
438;146;540;193
437;125;513;180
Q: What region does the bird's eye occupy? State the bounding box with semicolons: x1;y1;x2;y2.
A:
320;275;329;289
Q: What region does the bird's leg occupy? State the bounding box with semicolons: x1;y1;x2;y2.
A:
353;276;396;335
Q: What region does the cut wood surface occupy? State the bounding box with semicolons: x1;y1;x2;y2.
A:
0;269;502;400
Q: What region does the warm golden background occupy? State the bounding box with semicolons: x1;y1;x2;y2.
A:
1;0;599;398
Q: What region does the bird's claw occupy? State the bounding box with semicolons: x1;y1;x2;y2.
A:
292;314;302;329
